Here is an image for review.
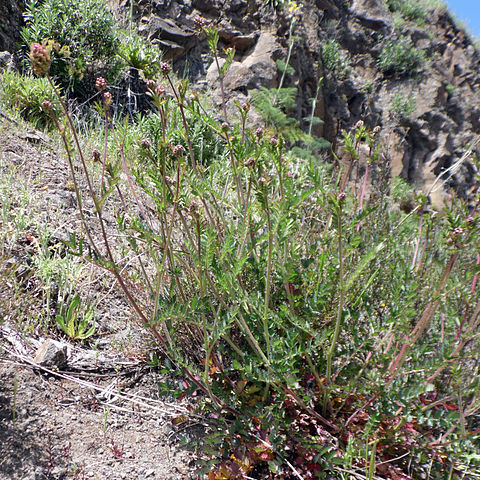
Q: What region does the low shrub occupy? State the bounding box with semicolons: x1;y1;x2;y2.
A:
385;0;428;23
378;36;426;76
322;39;351;78
21;0;121;96
117;31;164;80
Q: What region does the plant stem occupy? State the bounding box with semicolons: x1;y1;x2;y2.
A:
263;188;273;360
326;207;344;384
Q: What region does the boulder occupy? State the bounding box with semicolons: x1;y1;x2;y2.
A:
207;31;281;94
139;15;195;46
152;39;185;60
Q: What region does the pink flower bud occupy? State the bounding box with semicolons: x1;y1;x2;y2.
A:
95;77;107;91
188;200;201;218
103;91;112;107
146;79;157;91
194;16;206;29
140;139;151;149
258;176;268;187
41;100;53;112
160;62;171;75
172;144;185;157
30;43;51;76
155;84;165;97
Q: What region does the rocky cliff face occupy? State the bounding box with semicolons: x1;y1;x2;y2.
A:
5;0;480;206
0;0;23;54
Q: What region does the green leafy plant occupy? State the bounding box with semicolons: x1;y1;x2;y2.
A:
117;31;164;80
392;11;405;29
322;39;350;78
0;70;61;128
378;36;426;76
21;0;120;95
445;83;455;95
35;21;480;477
385;0;428;23
56;294;96;340
252;14;328;151
390;92;417;118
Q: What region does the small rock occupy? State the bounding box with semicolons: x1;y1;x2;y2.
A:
34;339;68;369
19;129;50;144
0;51;13;70
144;469;155;477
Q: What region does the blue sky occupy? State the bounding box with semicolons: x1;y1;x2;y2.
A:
445;1;480;37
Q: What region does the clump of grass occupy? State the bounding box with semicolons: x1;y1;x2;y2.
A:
17;28;480;480
385;0;447;22
0;121;93;335
0;70;62;129
385;0;428;24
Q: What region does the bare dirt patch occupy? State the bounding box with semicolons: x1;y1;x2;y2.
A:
0;116;204;480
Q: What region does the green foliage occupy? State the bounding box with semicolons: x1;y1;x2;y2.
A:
390;92;417;118
421;0;447;9
445;83;455;95
0;70;61;128
378;36;426;76
252;86;329;152
264;0;297;9
392;11;405;30
253;87;296;130
322;39;350;78
385;0;428;23
139;103;226;168
117;31;163;80
252;59;328;152
391;176;414;203
44;23;480;480
21;0;120;94
56;294;96;340
385;0;447;22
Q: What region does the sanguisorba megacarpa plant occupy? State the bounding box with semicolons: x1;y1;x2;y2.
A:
30;31;480;479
